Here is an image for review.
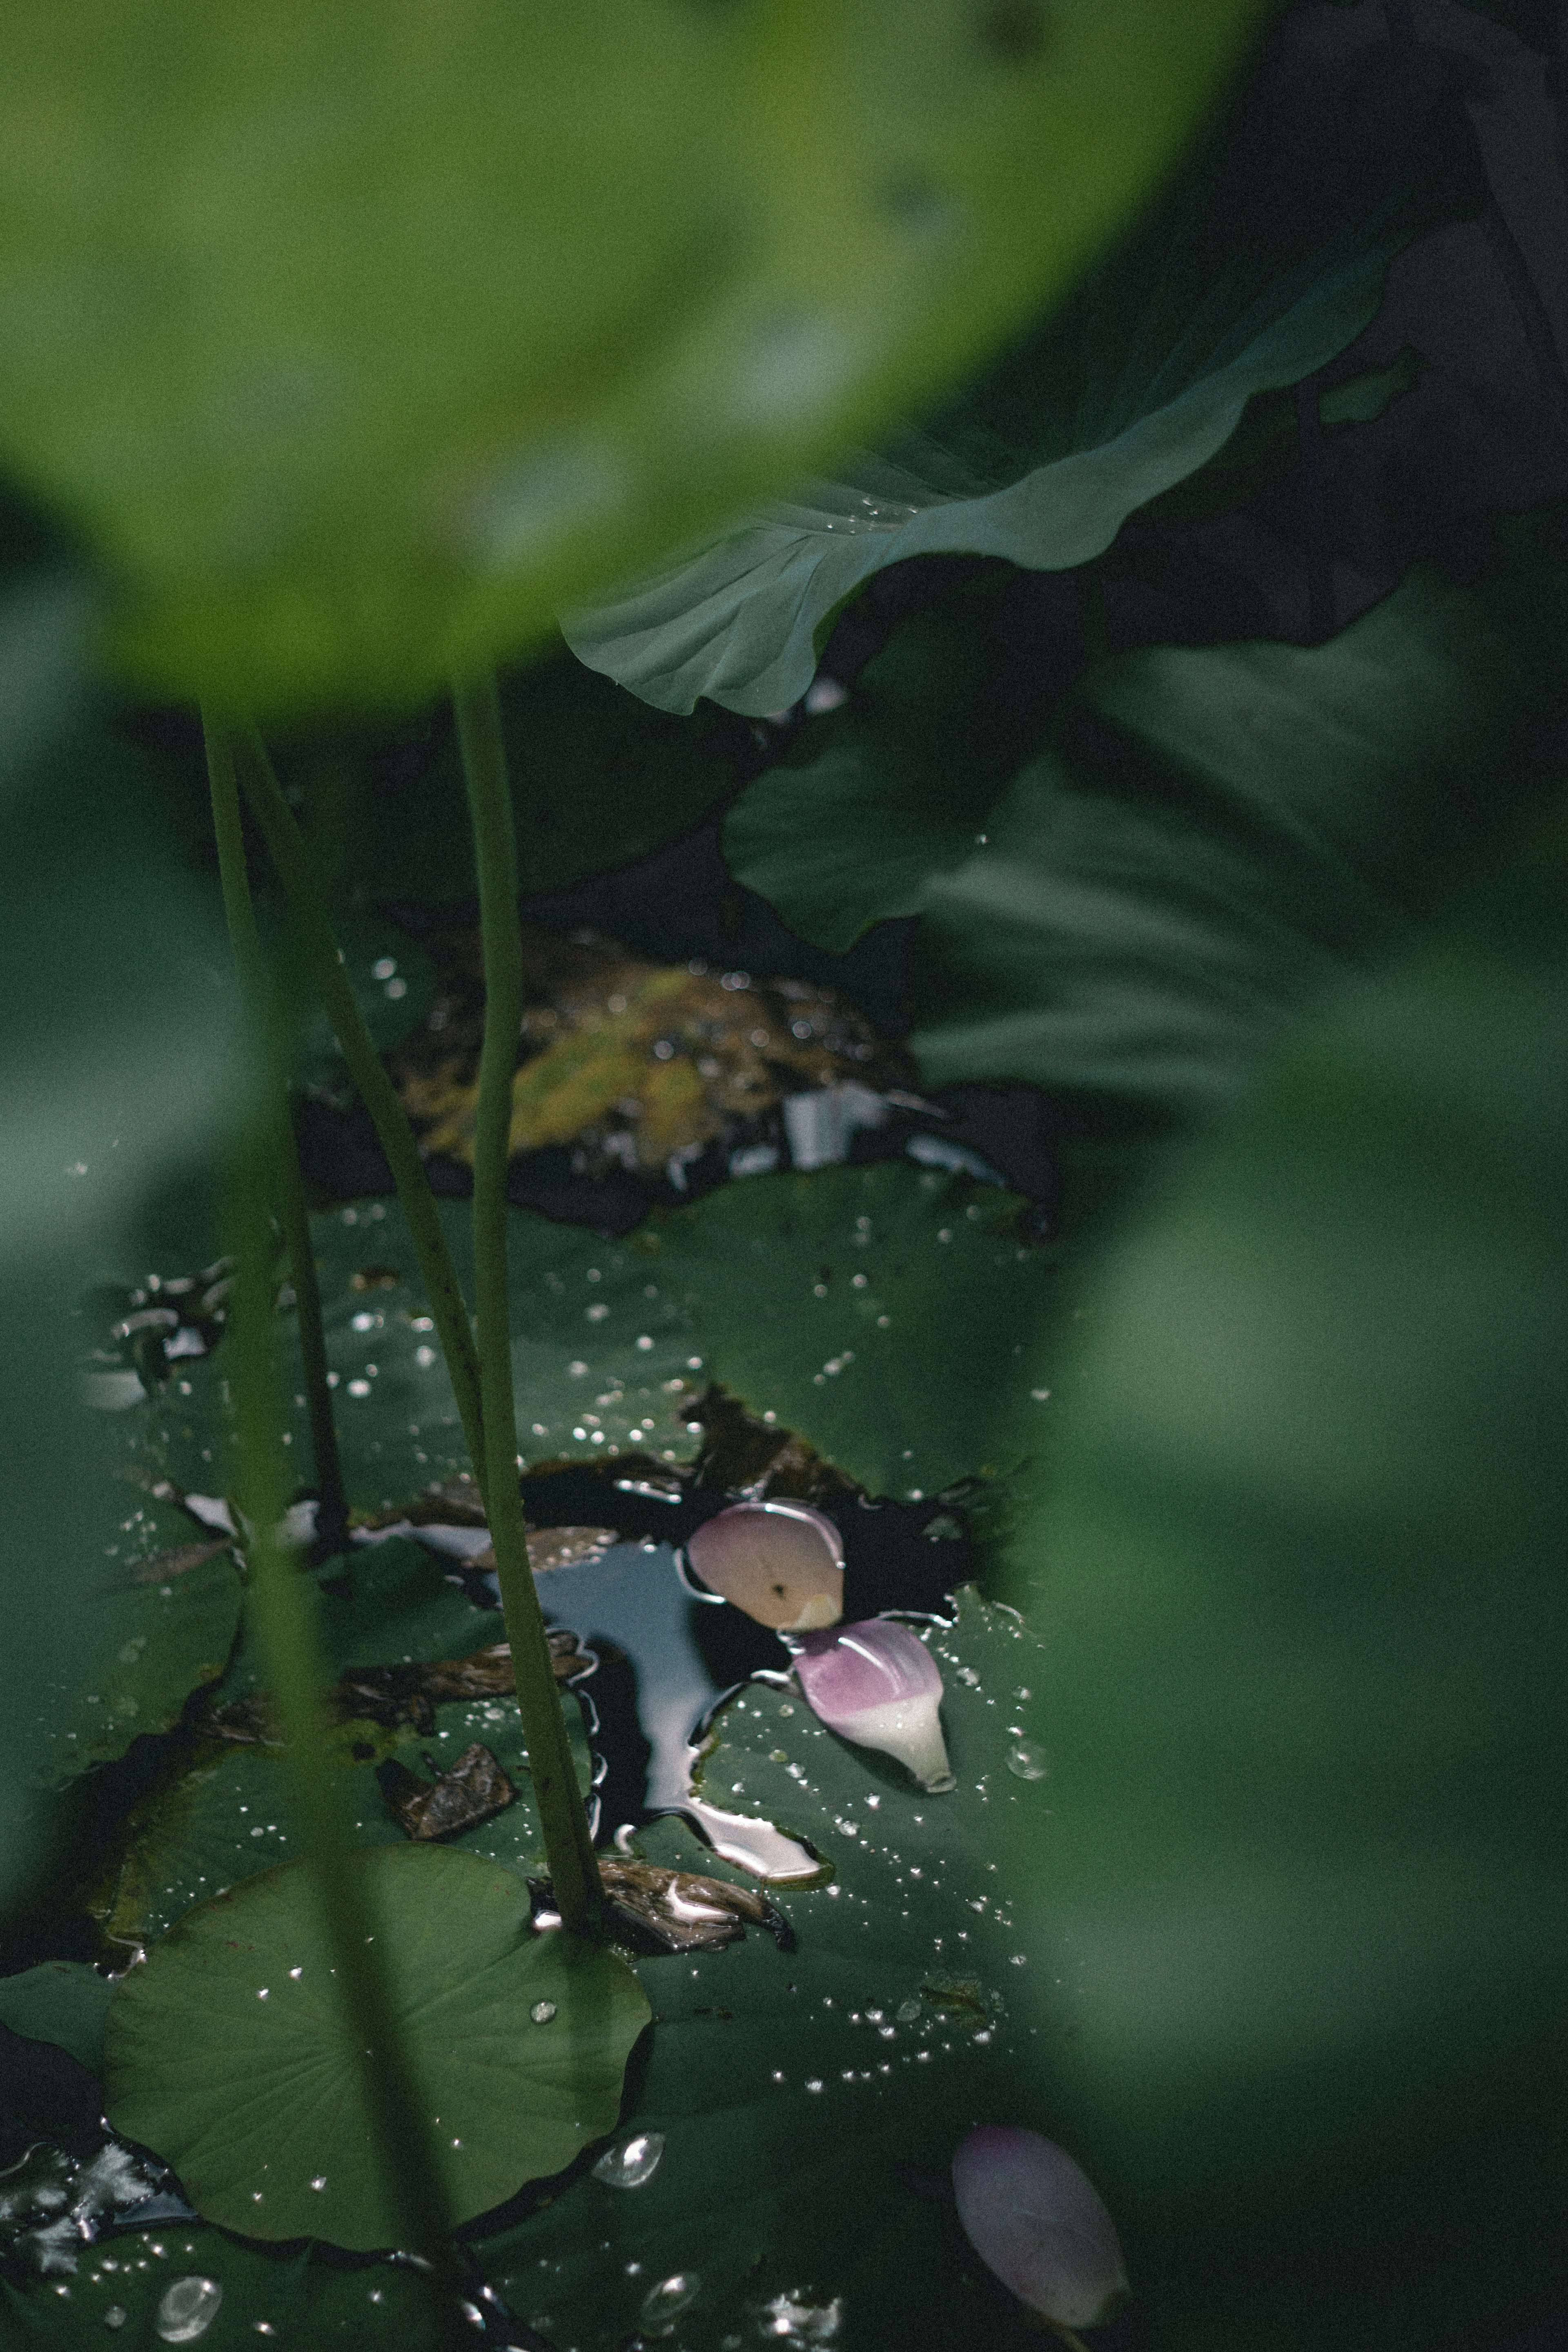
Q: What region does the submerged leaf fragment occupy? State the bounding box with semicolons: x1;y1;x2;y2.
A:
793;1620;954;1791
952;2125;1129;2329
588;1858;793;1954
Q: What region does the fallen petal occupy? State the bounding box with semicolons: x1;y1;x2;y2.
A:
684;1501;844;1630
952;2126;1129;2328
793;1620;954;1791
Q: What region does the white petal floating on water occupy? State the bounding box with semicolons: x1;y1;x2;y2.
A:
793;1621;954;1792
684;1501;844;1631
952;2126;1129;2329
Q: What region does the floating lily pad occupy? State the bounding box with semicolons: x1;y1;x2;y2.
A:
29;1502;241;1784
92;1542;597;1950
110;1161;1056;1512
104;1844;650;2250
1;2234;438;2349
470;1589;1060;2351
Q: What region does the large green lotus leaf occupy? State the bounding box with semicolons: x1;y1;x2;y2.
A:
637;1163;1056;1497
104;1844;650;2250
904;558;1568;1117
985;807;1568;2347
2;2231;438;2348
112;1162;1053;1511
723;589;1045;952
95;1539;597;1949
564;10;1480;715
471;1590;1064;2352
356;641;739;906
0;0;1264;717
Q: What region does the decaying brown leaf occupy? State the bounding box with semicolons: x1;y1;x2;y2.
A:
376;1742;516;1840
686;1387;858;1508
569;1858;794;1954
390;923;915;1174
205;1630;594;1745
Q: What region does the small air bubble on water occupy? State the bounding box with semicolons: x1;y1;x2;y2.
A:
103;2312;127;2332
531;2000;558;2025
309;2176;327;2192
1006;1740;1049;1781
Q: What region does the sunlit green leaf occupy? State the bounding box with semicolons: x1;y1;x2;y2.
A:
105;1844;651;2250
0;0;1264;715
465;1589;1063;2352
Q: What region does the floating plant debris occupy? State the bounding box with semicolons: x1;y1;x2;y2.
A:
793;1620;955;1791
951;2126;1129;2330
375;1742;517;1841
207;1632;593;1745
534;1858;794;1954
390;924;915;1186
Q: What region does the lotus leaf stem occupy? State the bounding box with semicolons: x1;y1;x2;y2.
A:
202;716;348;1553
452;671;606;1938
231;728;488;1498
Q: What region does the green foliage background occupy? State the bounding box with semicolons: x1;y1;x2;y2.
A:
0;2;1564;2348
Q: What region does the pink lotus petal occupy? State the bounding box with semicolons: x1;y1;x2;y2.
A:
793;1619;954;1791
684;1501;844;1630
953;2126;1129;2328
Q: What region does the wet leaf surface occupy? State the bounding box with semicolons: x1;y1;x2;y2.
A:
1;2231;439;2348
104;1846;651;2250
29;1512;241;1784
462;1588;1060;2351
87;1539;599;1953
97;1160;1056;1510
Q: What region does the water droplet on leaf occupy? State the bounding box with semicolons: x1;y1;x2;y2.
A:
530;2000;558;2025
592;2130;665;2189
155;2276;223;2343
639;2271;701;2335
